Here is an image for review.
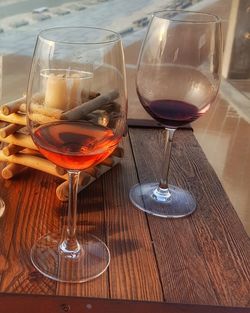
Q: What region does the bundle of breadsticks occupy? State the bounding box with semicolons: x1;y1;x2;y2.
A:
0;88;124;201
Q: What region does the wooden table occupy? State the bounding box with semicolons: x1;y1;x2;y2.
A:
0;54;249;311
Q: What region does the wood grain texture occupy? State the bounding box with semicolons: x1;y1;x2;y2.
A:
1;293;250;313
129;128;250;307
0;169;58;294
103;137;163;301
56;178;110;298
0;167;27;283
0;127;249;308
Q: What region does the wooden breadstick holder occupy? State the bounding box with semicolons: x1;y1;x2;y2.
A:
0;90;124;201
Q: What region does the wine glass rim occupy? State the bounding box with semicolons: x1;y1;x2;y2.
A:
152;9;221;24
40;68;93;80
38;26;121;45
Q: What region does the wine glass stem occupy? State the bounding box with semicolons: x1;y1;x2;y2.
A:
153;128;175;201
60;170;81;255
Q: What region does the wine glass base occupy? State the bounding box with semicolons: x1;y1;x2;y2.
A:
31;233;110;283
129;183;196;218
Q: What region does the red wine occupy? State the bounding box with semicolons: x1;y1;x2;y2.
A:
33;121;120;170
138;94;210;128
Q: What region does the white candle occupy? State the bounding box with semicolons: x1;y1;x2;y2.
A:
44;73;68;110
69;73;82;109
43;70;93;110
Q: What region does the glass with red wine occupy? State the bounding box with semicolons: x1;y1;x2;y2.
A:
27;27;127;282
130;10;222;217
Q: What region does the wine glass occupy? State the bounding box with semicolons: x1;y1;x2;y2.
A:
26;27;127;282
130;10;222;218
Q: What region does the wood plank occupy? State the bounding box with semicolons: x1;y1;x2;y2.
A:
0;170;58;294
129;128;219;305
0;167;27;283
0;168;110;296
103;137;163;301
56;178;110;297
129;128;250;307
1;293;250;313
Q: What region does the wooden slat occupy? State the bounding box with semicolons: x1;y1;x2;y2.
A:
0;125;249;306
129;128;219;305
56;178;110;297
103;137;163;301
0;166;110;297
129;128;250;306
0;168;27;283
0;293;250;313
0;170;58;294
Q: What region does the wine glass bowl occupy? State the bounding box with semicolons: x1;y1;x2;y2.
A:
137;66;216;127
130;10;222;218
27;27;127;282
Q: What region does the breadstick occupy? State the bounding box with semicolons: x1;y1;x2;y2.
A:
0;150;67;179
111;146;124;158
2;144;25;156
88;91;100;99
0;112;26;125
56;154;122;201
0;132;37;150
56;174;92;201
2;163;27;179
29;113;59;124
2;145;40;157
1;91;119;126
0;124;23;138
55;166;67;176
21;148;43;157
56;173;94;202
61;90;119;120
100;156;116;167
1;96;26;115
29;103;62;119
1;91;99;115
54;146;123;176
